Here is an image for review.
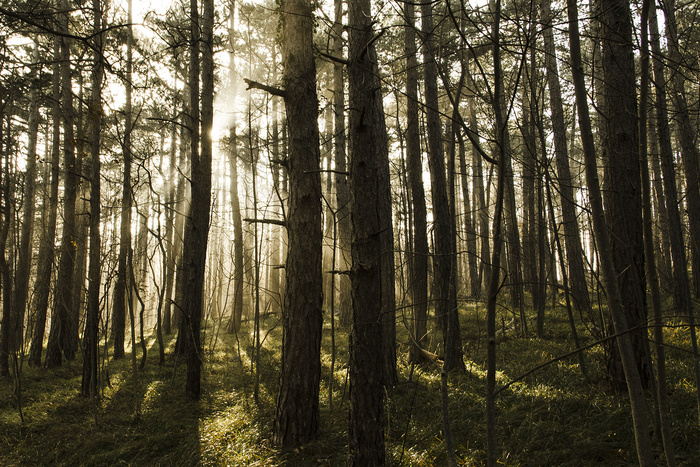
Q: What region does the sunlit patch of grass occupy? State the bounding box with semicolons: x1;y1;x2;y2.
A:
2;303;700;465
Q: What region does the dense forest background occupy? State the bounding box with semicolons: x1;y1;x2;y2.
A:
1;0;700;464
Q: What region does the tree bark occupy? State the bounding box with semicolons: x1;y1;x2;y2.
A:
421;0;465;373
662;0;700;300
640;2;677;462
46;0;78;368
600;0;650;391
404;0;429;363
273;0;323;446
567;0;655;463
333;0;351;328
657;0;700;418
112;0;134;359
541;0;590;319
29;36;61;367
82;0;104;398
347;0;387;460
11;40;40;354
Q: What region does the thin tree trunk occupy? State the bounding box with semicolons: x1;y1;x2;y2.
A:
662;0;700;418
112;0;134;359
486;2;508;463
46;0;78;367
662;0;700;300
81;0;104;399
29;36;61;367
421;0;465;373
12;40;40;354
333;0;351;328
640;2;677;462
404;0;429;363
541;0;590;318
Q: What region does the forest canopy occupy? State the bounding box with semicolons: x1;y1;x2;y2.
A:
1;0;700;464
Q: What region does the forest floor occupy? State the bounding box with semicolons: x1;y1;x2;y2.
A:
1;302;699;466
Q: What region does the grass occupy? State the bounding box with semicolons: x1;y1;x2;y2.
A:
1;303;699;466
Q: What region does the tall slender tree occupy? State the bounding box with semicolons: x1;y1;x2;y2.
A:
600;0;649;390
421;0;464;373
112;0;134;360
29;35;61;367
567;0;654;462
347;0;387;459
46;0;78;367
273;0;323;446
404;0;429;362
81;0;104;398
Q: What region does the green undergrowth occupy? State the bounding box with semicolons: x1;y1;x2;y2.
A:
1;304;699;465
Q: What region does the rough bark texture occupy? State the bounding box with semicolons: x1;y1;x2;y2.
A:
600;0;650;391
81;0;103;397
273;0;323;446
567;0;655;463
46;0;78;367
178;0;213;399
347;0;386;460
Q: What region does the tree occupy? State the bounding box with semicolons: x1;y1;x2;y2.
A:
421;0;464;373
112;0;134;360
566;0;654;462
404;0;429;363
29;35;61;368
541;0;590;322
81;0;104;399
177;0;214;399
45;0;78;367
273;0;323;446
599;0;649;391
662;0;700;300
346;0;387;459
332;0;351;327
11;38;40;357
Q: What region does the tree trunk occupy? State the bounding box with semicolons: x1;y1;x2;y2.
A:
46;0;78;368
655;0;700;418
599;0;650;391
333;0;351;328
347;0;386;460
639;2;677;462
0;128;13;377
421;0;465;373
11;40;40;354
178;0;213;399
567;0;655;463
112;0;134;359
662;0;700;300
273;0;323;446
541;0;590;321
82;0;104;398
29;36;61;367
404;0;429;362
